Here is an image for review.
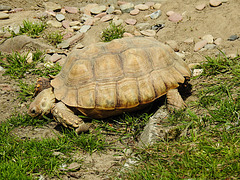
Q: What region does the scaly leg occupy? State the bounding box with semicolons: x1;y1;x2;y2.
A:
166;88;186;111
51;102;89;133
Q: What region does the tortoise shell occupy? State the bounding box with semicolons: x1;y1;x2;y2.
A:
51;37;191;118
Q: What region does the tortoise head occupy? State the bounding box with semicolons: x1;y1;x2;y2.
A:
28;88;56;117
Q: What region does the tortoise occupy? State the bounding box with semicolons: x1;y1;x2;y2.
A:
28;37;191;133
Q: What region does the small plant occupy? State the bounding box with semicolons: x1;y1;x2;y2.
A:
33;62;62;77
46;31;63;46
101;22;125;42
0;50;45;78
17;81;35;102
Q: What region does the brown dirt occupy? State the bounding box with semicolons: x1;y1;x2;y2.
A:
0;0;239;179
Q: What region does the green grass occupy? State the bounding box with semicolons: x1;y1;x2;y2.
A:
46;32;63;46
101;22;125;42
117;53;240;179
10;20;46;38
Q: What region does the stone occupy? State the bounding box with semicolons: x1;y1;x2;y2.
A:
214;38;222;45
49;53;63;63
175;52;185;59
84;18;95;26
75;43;84;49
79;25;91;33
117;1;128;6
120;3;134;13
124;25;136;34
0;5;11;11
184;38;194;43
67;163;81;171
165;40;179;52
125;18;137;25
145;2;155;8
140;30;156;37
43;2;61;11
204;44;216;50
228;34;239;41
209;0;222;7
112;19;124;26
0;12;9;19
166;11;174;17
195;4;206;10
194;40;208;51
64;6;79;14
192;69;203;76
113;10;122;15
100;14;113;22
130;9;140;16
69;21;81;26
106;5;115;14
90;5;107;14
10;8;24;13
202;34;214;43
47;20;62;28
0;66;4;72
168;13;183;22
135;23;150;30
62;20;70;29
94;12;107;18
56;14;65;22
45;11;56;17
57;41;70;49
135;4;149;11
72;26;81;31
149;10;161;19
153;3;162;9
123;32;134;37
83;3;98;16
26;53;33;64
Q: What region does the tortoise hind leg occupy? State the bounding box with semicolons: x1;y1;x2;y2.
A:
51;102;89;133
166;88;186;111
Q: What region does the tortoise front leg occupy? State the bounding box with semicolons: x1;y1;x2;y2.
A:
166;88;186;111
51;102;89;133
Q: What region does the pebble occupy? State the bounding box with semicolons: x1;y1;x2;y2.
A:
192;69;203;76
153;3;162;9
184;38;194;43
202;34;214;43
0;66;4;72
43;2;61;11
209;0;222;7
0;5;11;11
125;18;137;25
135;23;150;30
64;6;79;14
94;12;106;18
75;43;84;49
26;53;33;64
72;26;81;31
106;5;115;14
175;52;185;59
214;37;222;45
0;12;9;19
84;4;98;16
62;20;70;29
45;11;56;17
100;14;113;22
113;10;122;15
84;18;96;26
130;9;140;16
123;32;134;37
56;14;65;22
69;21;81;26
168;12;183;22
149;10;161;19
194;40;208;51
47;20;62;28
57;41;70;49
90;5;107;14
145;2;155;8
79;25;91;33
135;4;149;11
166;11;175;17
204;44;216;50
112;19;124;26
195;4;206;10
140;30;156;37
165;40;179;52
49;53;63;63
120;3;134;13
228;34;239;41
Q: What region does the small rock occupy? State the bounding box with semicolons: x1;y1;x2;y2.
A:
26;53;33;64
149;10;161;19
194;40;208;51
168;12;183;22
75;43;84;49
135;23;150;30
83;3;98;16
124;25;136;34
130;9;140;15
135;4;149;11
113;10;122;15
62;20;70;29
123;32;134;37
145;2;155;8
112;19;124;26
228;34;239;41
165;40;179;52
195;4;206;10
214;38;222;45
95;12;107;18
49;53;63;63
90;5;107;14
209;0;222;7
57;41;70;49
79;25;91;33
153;3;162;9
67;162;81;171
84;18;95;26
60;8;66;14
100;14;113;22
47;20;62;28
45;10;56;17
72;26;81;31
192;69;203;76
117;1;128;6
44;62;55;68
175;52;185;59
125;18;137;25
202;34;214;43
204;44;216;50
0;5;11;11
11;8;24;13
120;3;134;13
106;5;115;14
64;6;79;14
166;11;175;17
0;12;9;19
140;30;156;37
0;66;4;72
43;2;61;11
184;38;194;44
69;21;81;26
56;14;65;22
